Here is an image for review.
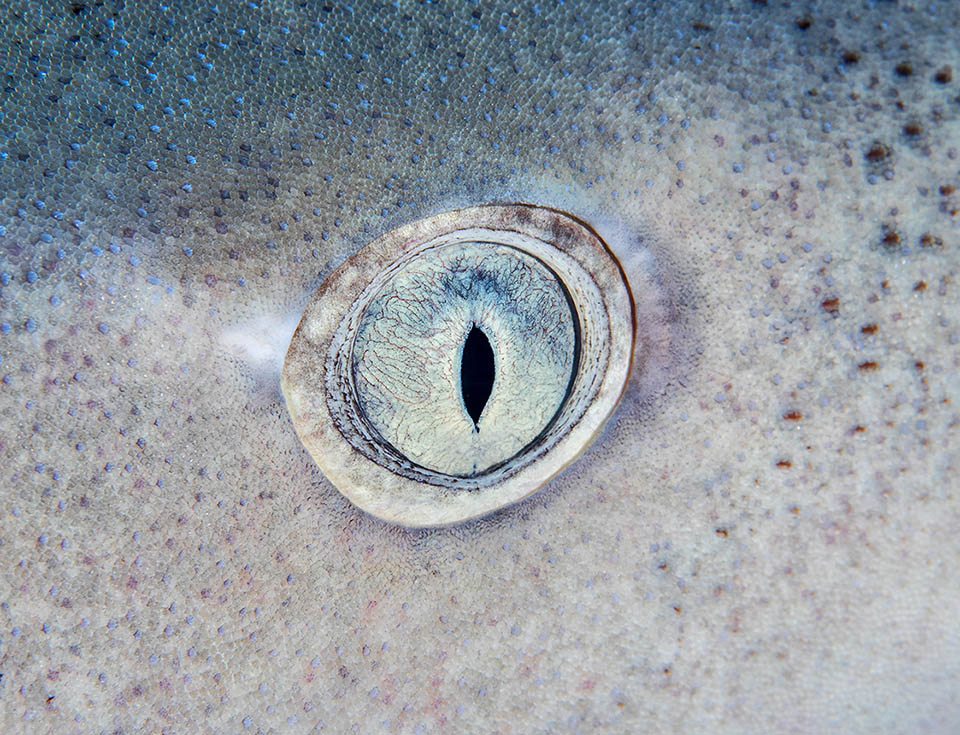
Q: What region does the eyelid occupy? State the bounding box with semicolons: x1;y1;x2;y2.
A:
282;204;634;527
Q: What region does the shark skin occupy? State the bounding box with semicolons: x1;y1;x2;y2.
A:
0;1;958;733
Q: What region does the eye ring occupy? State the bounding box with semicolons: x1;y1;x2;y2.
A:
282;204;634;527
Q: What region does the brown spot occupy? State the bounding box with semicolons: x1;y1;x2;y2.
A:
821;297;840;313
914;280;927;292
860;324;878;335
915;361;925;371
783;410;803;421
789;505;800;514
920;233;943;248
796;17;812;30
934;65;953;84
776;460;792;469
673;606;682;614
865;141;891;162
851;425;867;434
895;62;914;77
858;361;879;371
664;667;671;675
940;184;955;196
881;227;901;250
842;50;860;64
715;528;729;538
903;122;923;136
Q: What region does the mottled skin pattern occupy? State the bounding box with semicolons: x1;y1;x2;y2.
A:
0;1;958;733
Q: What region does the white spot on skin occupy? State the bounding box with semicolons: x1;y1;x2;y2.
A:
220;314;300;374
219;311;302;402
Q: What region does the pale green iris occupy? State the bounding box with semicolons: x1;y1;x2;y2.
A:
351;241;578;477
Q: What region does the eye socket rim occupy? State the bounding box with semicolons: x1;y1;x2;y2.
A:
281;204;635;527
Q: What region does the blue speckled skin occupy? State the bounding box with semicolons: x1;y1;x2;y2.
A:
1;1;958;732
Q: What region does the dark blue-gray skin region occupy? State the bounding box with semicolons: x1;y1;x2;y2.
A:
1;1;958;732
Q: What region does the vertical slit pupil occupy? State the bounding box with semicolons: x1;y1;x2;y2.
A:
461;325;495;431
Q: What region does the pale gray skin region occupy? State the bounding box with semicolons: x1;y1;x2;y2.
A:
0;0;958;732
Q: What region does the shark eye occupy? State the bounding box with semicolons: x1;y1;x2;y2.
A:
282;205;633;527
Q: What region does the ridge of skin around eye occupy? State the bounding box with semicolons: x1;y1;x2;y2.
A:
281;204;635;527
